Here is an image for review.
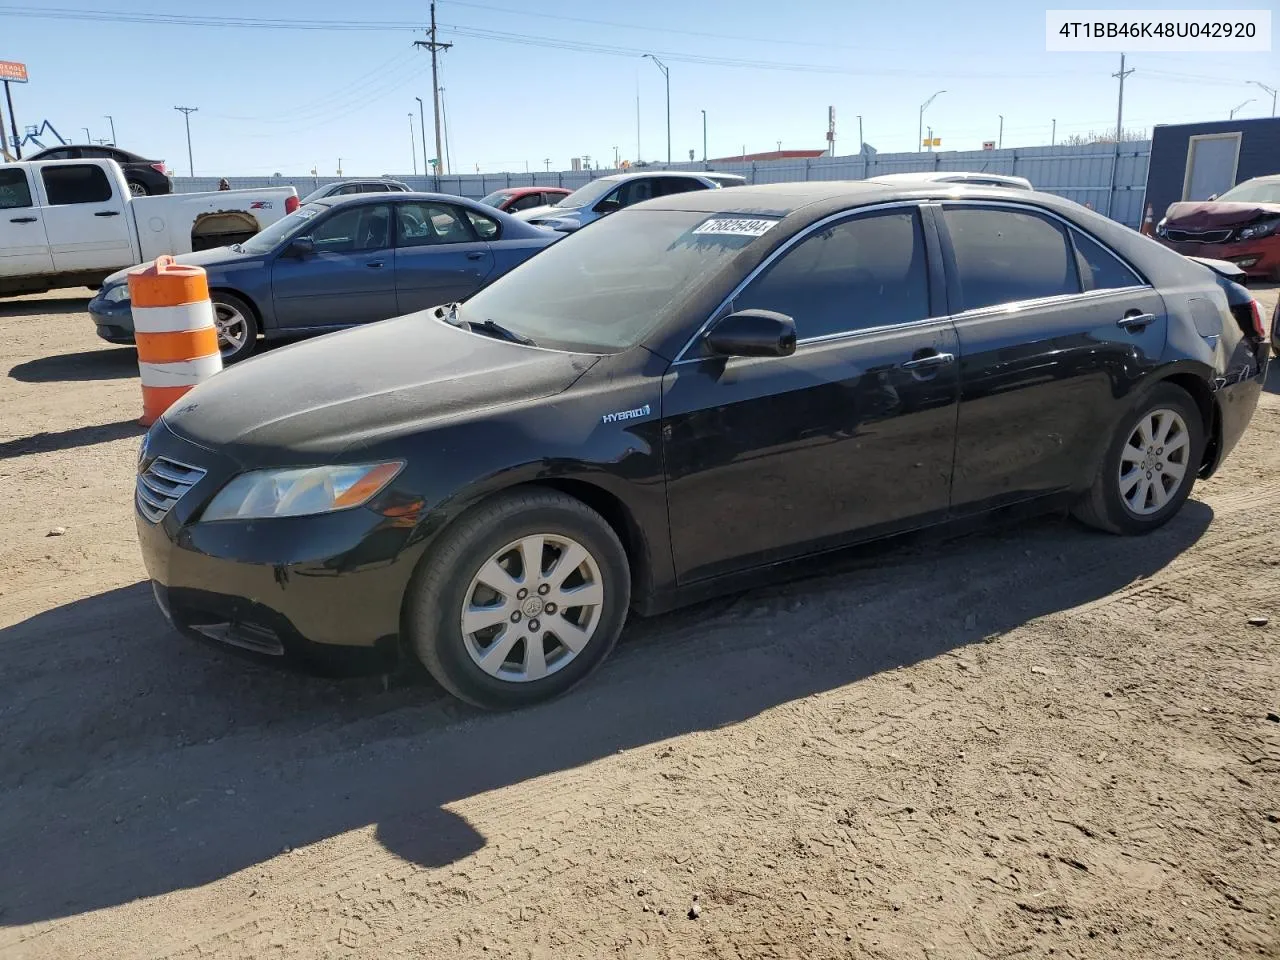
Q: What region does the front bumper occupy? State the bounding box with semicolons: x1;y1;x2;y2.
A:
1157;234;1280;280
136;422;424;675
88;291;136;345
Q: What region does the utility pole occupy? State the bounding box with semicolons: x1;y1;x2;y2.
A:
173;106;197;176
104;114;116;144
701;109;707;163
1112;53;1134;143
613;144;619;167
776;139;782;152
413;3;452;175
998;114;1004;149
1249;80;1277;116
919;90;945;153
544;158;550;171
643;54;670;164
408;112;417;175
1051;118;1056;146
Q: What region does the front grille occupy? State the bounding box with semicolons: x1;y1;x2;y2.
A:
1166;227;1233;244
136;456;206;523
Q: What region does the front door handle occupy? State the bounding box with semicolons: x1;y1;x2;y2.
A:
1117;311;1157;331
899;351;955;371
366;260;384;269
9;216;37;223
94;210;121;217
466;251;486;261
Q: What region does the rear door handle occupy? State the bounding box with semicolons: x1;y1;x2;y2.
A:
366;260;384;269
899;351;955;371
466;251;486;261
1117;312;1157;331
9;216;37;223
94;210;121;217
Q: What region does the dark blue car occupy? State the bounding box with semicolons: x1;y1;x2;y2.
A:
89;192;558;362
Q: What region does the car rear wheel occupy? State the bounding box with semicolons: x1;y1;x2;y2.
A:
406;489;631;709
1072;383;1205;535
212;292;259;364
127;180;148;197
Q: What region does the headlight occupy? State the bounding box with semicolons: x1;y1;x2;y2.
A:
1238;220;1279;241
102;283;131;304
201;461;404;522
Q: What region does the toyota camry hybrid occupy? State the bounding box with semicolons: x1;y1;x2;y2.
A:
135;182;1270;709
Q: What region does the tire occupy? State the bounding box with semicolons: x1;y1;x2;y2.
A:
211;291;259;364
127;180;148;197
405;489;631;709
1072;383;1206;535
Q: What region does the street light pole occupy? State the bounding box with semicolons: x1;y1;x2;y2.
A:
173;106;197;177
1229;98;1254;119
1248;80;1277;117
998;114;1004;149
414;96;429;176
1051;118;1056;146
408;112;417;175
104;114;116;144
643;54;670;164
82;126;90;142
701;109;706;164
918;90;945;152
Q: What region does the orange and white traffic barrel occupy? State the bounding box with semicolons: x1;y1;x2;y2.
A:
1140;204;1155;236
128;255;223;426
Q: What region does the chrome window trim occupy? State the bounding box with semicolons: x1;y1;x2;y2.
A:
670;200;926;365
947;283;1154;323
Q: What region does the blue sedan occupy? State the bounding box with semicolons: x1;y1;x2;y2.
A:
89;192;558;362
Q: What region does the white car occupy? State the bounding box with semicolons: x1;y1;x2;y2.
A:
514;171;747;233
0;158;298;296
868;171;1034;190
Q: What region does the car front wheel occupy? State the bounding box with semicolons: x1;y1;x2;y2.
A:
406;489;631;709
211;292;259;364
1073;383;1205;534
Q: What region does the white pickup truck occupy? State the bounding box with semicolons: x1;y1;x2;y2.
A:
0;158;298;296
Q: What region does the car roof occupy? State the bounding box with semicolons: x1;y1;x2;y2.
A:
497;186;569;195
592;170;718;184
870;171;1032;187
1242;174;1280;184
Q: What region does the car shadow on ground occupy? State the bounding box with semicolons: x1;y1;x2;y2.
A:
0;296;91;318
0;503;1214;926
8;347;139;383
0;418;144;459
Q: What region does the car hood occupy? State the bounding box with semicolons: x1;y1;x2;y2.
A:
161;310;597;463
102;245;261;288
1163;200;1280;229
515;204;577;222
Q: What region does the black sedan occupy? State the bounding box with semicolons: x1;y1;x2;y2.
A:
27;144;171;195
135;182;1270;709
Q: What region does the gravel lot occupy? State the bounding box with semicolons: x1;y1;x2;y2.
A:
1;288;1278;960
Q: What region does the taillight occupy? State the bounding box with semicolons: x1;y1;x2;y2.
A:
150;162;167;175
285;196;299;214
1247;299;1265;339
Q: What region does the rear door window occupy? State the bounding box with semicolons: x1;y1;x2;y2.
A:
395;201;478;246
1070;229;1142;291
942;206;1080;311
41;164;114;204
0;168;33;209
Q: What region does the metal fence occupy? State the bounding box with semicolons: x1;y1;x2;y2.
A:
174;141;1153;228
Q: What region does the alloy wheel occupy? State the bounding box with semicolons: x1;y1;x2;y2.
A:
213;302;248;357
1117;407;1190;516
460;534;604;682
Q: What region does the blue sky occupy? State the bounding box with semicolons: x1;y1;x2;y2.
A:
3;1;1275;176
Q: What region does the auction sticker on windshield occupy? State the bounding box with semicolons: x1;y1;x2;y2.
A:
692;216;779;237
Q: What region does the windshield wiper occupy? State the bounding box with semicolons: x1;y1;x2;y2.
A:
437;301;462;326
467;319;536;346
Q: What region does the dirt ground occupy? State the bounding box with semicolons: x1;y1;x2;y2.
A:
1;288;1278;960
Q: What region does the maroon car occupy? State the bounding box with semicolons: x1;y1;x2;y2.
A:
479;186;571;214
1155;175;1280;281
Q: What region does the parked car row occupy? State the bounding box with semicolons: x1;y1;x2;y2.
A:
133;178;1270;709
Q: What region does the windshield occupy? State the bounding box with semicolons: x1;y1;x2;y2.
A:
479;190;510;207
553;178;619;209
1215;181;1280;204
299;184;336;203
456;210;778;353
238;204;325;254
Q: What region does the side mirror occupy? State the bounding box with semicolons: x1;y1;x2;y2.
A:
593;197;622;214
286;236;314;257
705;309;796;358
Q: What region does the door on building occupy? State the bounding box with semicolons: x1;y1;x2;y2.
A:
1182;133;1242;201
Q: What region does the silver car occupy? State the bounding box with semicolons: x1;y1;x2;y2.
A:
515;171;746;233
